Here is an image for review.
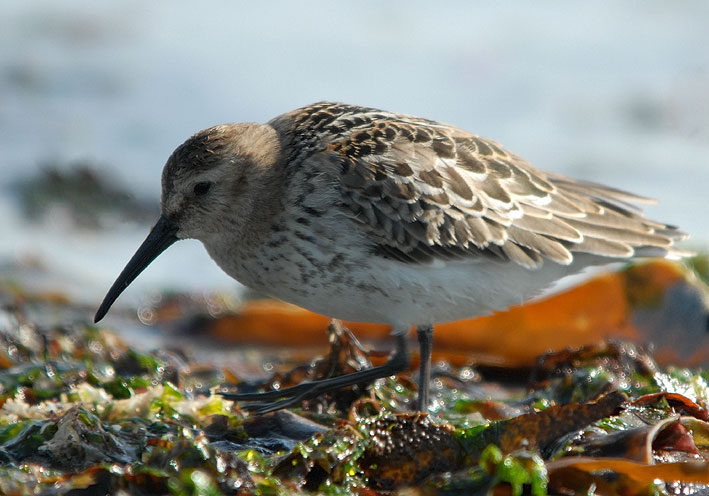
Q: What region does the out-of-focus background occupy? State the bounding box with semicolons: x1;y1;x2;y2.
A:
1;1;708;310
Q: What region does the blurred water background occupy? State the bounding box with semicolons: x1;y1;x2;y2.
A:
1;1;707;310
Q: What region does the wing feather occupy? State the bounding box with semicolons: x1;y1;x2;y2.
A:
297;103;686;268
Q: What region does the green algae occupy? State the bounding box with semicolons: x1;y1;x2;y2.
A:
1;270;709;494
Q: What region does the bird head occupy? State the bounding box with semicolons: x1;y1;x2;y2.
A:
94;123;281;322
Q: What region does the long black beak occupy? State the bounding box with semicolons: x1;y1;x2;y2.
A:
94;214;179;323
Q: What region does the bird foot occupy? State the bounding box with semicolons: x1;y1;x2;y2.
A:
220;332;410;414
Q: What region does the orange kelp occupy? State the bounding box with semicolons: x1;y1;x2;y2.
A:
203;259;709;367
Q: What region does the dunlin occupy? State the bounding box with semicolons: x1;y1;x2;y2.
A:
95;102;687;413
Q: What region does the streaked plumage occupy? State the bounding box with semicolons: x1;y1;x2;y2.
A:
276;102;683;267
96;102;688;412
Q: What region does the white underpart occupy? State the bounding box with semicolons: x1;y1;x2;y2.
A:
204;207;605;334
294;254;599;331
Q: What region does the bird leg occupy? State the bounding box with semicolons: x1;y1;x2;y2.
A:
220;331;410;414
416;325;434;412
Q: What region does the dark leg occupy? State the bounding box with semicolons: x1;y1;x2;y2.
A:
416;325;434;412
220;331;410;414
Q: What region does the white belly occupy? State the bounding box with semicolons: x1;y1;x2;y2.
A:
205;228;593;330
270;255;589;328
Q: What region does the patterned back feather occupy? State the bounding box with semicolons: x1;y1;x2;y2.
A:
277;102;686;269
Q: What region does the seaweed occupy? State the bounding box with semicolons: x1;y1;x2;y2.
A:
1;258;709;494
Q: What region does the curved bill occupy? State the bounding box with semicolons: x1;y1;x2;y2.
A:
94;214;179;323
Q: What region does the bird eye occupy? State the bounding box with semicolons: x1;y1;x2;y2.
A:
193;181;212;196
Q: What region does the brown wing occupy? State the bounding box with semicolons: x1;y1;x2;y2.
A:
316;106;684;268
